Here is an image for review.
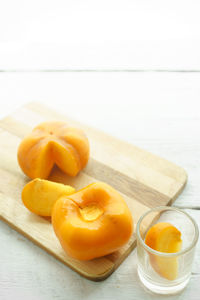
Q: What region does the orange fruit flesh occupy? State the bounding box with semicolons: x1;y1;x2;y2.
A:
22;178;75;216
145;222;182;280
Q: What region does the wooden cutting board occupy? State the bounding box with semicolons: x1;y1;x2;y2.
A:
0;102;187;281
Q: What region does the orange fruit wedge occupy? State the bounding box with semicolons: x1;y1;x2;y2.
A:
145;222;182;280
22;178;75;216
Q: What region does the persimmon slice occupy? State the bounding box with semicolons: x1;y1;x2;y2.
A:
22;178;75;216
145;222;182;280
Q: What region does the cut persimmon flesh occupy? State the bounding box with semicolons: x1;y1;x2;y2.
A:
22;178;75;216
145;222;182;280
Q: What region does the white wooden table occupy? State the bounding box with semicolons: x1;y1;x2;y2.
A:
0;1;200;299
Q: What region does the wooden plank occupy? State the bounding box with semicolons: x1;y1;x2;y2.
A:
0;103;187;280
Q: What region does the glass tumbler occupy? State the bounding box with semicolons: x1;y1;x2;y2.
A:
136;206;199;295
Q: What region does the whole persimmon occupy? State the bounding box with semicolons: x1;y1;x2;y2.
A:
52;182;133;260
17;121;90;179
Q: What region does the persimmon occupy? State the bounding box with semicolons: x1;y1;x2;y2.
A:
17;121;90;179
52;182;133;260
145;222;182;280
22;178;75;216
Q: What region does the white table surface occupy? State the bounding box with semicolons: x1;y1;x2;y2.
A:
0;72;200;300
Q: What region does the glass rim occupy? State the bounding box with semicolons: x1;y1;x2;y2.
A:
136;206;199;257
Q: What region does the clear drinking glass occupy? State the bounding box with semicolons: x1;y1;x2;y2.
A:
136;206;199;295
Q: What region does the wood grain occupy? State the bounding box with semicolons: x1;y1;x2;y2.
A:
0;102;187;281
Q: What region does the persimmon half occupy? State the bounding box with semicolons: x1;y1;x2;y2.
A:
52;182;134;260
145;222;182;280
17;121;90;179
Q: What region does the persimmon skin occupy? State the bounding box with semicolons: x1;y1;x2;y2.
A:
22;178;75;216
145;222;182;280
17;121;90;179
52;182;134;261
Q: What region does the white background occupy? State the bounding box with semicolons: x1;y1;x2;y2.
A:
0;1;200;300
1;0;200;70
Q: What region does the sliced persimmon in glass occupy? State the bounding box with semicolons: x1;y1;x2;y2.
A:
145;222;182;280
